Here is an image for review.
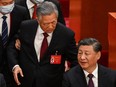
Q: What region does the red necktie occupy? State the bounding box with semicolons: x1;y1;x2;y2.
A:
40;33;48;59
88;74;94;87
32;4;37;19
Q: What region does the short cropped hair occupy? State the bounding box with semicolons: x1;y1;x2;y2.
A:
77;38;102;52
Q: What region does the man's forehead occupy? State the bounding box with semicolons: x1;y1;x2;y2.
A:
0;0;13;5
79;45;94;50
0;0;13;3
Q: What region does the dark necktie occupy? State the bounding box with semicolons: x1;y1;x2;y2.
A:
32;4;37;19
88;74;94;87
2;16;8;48
40;33;48;59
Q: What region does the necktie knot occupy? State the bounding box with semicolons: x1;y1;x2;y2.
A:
2;16;7;20
88;74;94;87
88;74;94;79
43;33;48;37
33;4;37;9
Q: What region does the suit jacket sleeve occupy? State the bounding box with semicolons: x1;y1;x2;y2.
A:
7;39;19;71
62;72;70;87
65;30;78;67
0;74;6;87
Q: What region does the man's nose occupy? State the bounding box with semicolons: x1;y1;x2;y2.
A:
48;23;54;28
80;54;86;60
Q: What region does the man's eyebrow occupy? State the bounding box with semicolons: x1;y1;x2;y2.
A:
1;1;13;5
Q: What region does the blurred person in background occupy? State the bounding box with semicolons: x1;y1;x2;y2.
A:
0;0;29;87
15;0;66;25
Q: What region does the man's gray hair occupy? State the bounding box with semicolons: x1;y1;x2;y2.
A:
36;1;58;20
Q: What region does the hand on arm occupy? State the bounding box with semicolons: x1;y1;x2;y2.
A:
65;61;70;72
15;39;21;50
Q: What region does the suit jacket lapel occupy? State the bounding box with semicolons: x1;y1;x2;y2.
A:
16;0;31;19
28;21;39;64
8;5;29;39
7;5;22;43
41;24;59;58
25;4;31;19
71;66;88;87
8;6;16;40
18;0;31;19
98;65;108;87
48;28;59;51
77;65;88;87
47;23;63;52
21;20;39;64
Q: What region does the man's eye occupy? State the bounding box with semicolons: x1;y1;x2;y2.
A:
85;53;90;55
78;52;82;54
43;23;48;26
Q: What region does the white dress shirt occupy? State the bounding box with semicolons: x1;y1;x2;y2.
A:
83;64;98;87
13;25;53;70
34;25;53;62
0;13;10;36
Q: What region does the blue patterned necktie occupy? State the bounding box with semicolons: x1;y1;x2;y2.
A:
2;16;8;48
88;74;94;87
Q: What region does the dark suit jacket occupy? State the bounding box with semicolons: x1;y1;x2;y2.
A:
0;4;29;87
0;36;2;59
15;0;66;25
0;4;29;71
62;65;116;87
0;74;6;87
7;20;77;87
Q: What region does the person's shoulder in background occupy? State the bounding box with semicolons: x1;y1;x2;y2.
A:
46;0;66;25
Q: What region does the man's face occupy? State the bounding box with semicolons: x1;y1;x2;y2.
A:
37;12;57;33
78;45;100;73
0;0;14;6
0;0;14;14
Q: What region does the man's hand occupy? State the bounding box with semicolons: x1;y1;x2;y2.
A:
65;61;70;72
13;66;24;85
15;39;21;50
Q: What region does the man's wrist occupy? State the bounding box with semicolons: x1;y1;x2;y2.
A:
12;65;19;72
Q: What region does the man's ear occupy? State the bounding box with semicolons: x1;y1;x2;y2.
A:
97;51;101;60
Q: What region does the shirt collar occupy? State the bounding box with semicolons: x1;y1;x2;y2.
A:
27;0;35;9
26;0;45;9
83;64;98;79
38;25;53;37
0;13;9;18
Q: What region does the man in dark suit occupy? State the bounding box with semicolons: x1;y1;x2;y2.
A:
7;1;77;87
0;36;2;61
0;73;6;87
0;37;6;87
0;0;29;87
15;0;66;25
62;38;116;87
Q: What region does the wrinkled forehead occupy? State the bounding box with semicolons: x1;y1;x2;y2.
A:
0;0;14;5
